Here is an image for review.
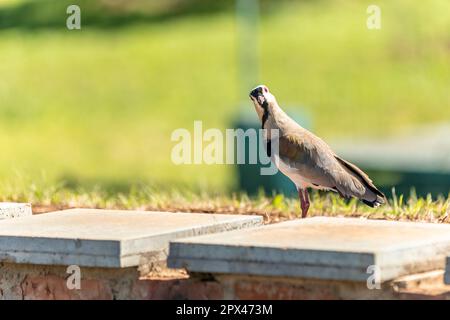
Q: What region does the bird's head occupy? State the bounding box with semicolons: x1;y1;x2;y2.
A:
249;85;276;120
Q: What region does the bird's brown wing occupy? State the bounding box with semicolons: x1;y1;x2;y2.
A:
277;132;367;198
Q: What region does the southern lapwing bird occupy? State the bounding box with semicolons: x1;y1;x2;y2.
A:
249;85;386;218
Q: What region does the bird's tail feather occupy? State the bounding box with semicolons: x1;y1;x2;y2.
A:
362;194;385;208
335;156;387;207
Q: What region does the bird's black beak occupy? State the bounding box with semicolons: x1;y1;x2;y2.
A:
250;87;261;99
249;86;266;106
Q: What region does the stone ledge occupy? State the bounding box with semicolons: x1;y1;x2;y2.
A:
443;257;450;284
0;209;263;268
169;217;450;282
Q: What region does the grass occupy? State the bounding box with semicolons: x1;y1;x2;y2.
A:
1;177;448;224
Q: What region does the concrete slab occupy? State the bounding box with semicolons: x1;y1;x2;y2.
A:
169;217;450;282
0;203;32;220
443;257;450;284
0;209;262;268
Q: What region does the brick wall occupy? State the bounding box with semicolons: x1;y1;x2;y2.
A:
1;262;448;300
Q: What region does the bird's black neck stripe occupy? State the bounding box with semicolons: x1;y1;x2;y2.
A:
261;101;269;129
266;139;272;157
261;101;271;157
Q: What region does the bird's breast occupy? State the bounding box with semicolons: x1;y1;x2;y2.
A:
273;154;311;189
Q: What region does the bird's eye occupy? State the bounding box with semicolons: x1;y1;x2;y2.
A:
264;87;268;93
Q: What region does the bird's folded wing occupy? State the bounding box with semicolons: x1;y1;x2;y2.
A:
277;133;366;197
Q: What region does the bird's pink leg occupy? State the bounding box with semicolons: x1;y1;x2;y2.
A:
298;188;310;218
304;189;310;217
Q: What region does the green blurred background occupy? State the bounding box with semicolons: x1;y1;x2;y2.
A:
0;0;449;196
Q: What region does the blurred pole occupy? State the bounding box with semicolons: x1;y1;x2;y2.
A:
236;0;260;101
